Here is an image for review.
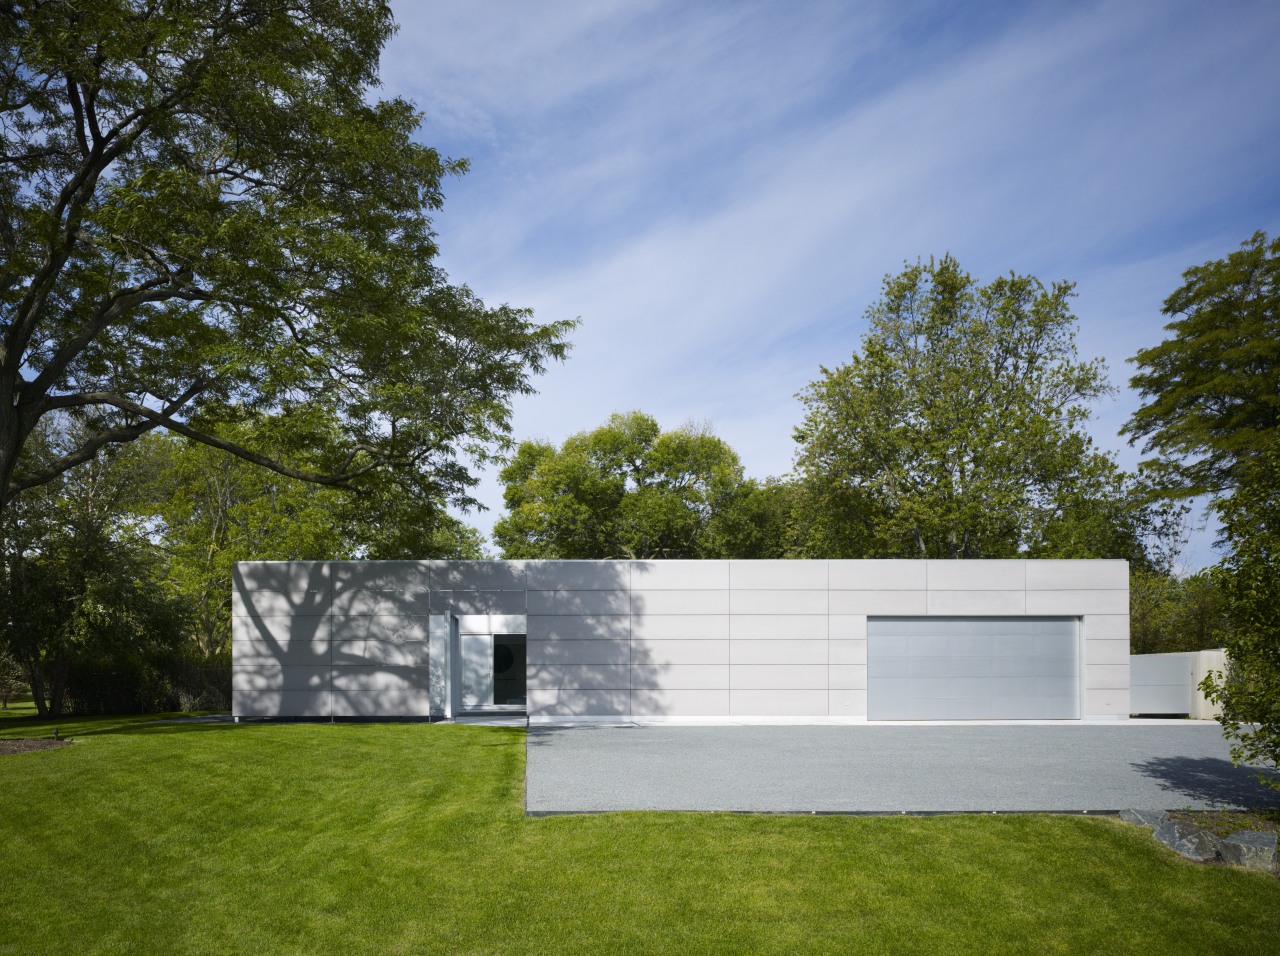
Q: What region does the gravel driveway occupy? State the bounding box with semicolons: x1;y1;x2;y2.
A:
525;723;1280;813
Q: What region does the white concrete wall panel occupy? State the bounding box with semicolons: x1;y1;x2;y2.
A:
232;664;329;692
531;664;629;690
1084;664;1130;689
231;639;332;666
432;590;528;615
526;561;630;591
731;689;828;716
927;560;1025;590
328;616;431;643
630;665;729;690
829;639;868;665
926;590;1027;615
1085;687;1130;716
729;590;828;615
1086;640;1131;665
629;560;728;590
331;666;430;692
1027;590;1129;615
729;616;828;640
332;690;432;717
331;590;433;616
829;688;868;717
233;561;330;594
829;615;868;640
527;590;630;616
430;560;526;590
730;665;827;690
234;690;331;718
630;590;729;615
730;560;827;590
829;665;868;689
330;561;431;593
830;560;926;590
631;688;731;716
528;688;630;717
731;639;828;665
232;588;329;617
630;639;730;665
528;615;630;641
1025;560;1128;591
1083;615;1131;641
630;615;729;640
333;641;429;666
829;591;928;615
232;612;327;642
528;639;630;666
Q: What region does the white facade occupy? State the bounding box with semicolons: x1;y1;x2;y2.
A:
232;559;1130;721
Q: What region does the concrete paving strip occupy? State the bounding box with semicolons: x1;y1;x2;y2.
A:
525;723;1280;814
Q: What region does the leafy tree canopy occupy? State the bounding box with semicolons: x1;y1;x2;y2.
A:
494;411;750;560
794;254;1168;561
1124;231;1280;499
0;0;571;517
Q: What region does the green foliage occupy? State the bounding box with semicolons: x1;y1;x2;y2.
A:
494;412;753;559
1202;435;1280;792
1129;570;1232;655
1124;231;1280;498
0;0;572;516
794;255;1159;560
139;423;482;656
0;430;187;716
0;648;26;707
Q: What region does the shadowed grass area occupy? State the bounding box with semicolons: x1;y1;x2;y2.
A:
2;715;1278;955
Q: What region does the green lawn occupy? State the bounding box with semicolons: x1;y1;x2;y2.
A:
1;712;1277;955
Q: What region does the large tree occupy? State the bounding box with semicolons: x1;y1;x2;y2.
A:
0;1;571;519
794;255;1159;560
494;412;748;560
1123;231;1280;498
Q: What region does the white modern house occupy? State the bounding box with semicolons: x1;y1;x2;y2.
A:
232;559;1131;721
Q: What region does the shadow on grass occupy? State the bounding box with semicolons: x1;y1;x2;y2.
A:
1131;755;1280;809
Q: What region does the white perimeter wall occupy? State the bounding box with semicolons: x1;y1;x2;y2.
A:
232;559;1129;720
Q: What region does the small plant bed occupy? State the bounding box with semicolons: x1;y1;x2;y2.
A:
0;738;71;755
1171;808;1280;839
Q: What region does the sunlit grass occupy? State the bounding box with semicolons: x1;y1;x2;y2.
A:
2;714;1277;955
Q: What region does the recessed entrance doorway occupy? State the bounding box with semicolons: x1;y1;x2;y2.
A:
459;630;527;712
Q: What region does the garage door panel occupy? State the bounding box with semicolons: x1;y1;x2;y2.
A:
869;616;1079;720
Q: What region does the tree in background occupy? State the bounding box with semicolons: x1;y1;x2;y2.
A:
1124;231;1279;498
1;428;186;717
794;255;1161;560
0;1;571;520
1129;570;1231;655
495;412;755;560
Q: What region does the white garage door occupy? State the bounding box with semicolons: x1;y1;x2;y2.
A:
868;617;1080;720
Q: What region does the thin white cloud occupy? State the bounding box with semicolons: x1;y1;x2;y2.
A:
383;1;1280;566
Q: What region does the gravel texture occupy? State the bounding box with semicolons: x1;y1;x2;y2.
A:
525;723;1280;814
0;739;71;756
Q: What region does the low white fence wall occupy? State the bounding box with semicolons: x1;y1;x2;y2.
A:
1130;649;1226;718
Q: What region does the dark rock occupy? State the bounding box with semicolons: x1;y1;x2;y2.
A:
1120;809;1169;830
1154;820;1222;862
1220;830;1278;873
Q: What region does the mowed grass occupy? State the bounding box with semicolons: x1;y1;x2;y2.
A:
2;712;1278;955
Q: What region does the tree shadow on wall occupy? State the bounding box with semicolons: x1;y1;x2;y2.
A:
1130;755;1280;809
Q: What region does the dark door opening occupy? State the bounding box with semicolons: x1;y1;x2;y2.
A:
493;634;527;707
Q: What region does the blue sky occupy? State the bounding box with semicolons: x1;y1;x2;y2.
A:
379;0;1280;569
